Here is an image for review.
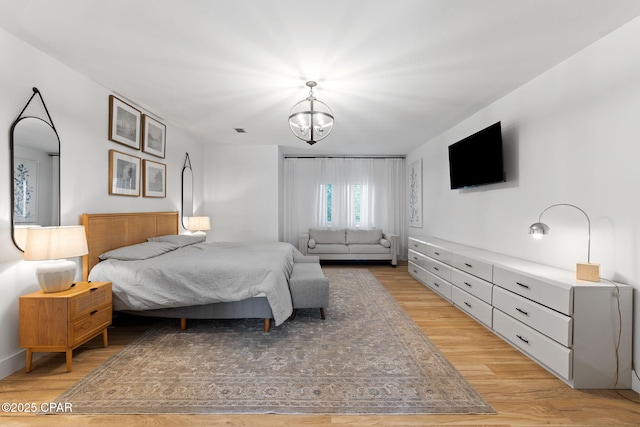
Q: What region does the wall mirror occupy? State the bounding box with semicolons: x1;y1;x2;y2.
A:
181;152;194;229
10;88;61;251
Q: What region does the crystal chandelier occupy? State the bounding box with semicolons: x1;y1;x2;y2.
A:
288;81;334;145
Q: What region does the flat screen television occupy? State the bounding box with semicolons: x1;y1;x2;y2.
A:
448;121;505;189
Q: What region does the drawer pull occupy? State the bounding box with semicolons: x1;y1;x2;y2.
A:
90;310;98;316
412;269;418;274
433;266;439;271
412;256;418;261
464;281;472;287
515;307;529;316
434;251;440;256
464;263;473;268
464;301;472;308
433;282;440;287
516;282;529;289
516;334;530;344
90;287;98;291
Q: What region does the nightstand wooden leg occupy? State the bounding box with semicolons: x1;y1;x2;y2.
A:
65;349;73;372
102;328;109;347
25;349;32;373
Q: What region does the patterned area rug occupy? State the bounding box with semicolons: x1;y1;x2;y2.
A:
56;268;494;415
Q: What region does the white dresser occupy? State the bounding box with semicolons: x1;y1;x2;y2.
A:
408;237;633;389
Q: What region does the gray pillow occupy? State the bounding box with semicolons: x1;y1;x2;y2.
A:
99;241;178;261
346;229;383;244
147;234;205;247
309;228;346;244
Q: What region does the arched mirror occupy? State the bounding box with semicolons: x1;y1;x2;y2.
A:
10;88;61;251
181;153;194;229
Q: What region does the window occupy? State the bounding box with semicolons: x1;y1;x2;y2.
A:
320;183;366;226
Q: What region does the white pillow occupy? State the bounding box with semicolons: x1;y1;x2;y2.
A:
379;238;391;248
308;238;316;249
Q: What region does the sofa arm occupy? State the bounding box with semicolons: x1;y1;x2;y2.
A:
298;233;310;256
383;233;399;266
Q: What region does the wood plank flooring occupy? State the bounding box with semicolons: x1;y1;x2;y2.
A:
1;262;638;426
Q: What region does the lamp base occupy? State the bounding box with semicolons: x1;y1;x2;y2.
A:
576;262;600;282
35;259;76;293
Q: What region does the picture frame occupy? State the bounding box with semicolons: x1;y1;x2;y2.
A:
108;95;141;149
408;159;422;228
142;114;166;158
109;149;140;196
143;159;166;198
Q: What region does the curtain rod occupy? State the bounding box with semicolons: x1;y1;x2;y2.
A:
284;155;405;159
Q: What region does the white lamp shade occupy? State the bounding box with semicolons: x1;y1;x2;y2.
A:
186;216;211;232
23;226;88;261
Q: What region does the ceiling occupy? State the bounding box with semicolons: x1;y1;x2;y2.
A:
1;1;640;156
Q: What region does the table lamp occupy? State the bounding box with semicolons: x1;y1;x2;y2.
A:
186;216;211;235
528;203;600;282
23;226;89;292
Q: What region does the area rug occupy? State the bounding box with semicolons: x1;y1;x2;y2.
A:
55;268;494;415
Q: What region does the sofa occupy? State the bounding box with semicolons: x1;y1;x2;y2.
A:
298;228;399;266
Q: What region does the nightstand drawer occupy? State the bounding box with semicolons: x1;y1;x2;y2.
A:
494;309;572;380
70;282;112;319
71;305;112;347
493;286;572;346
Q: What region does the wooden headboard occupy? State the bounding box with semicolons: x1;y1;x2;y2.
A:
81;211;179;280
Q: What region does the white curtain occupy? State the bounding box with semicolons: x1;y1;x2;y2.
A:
283;157;407;256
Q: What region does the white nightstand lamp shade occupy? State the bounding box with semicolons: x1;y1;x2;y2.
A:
186;216;211;235
23;226;89;293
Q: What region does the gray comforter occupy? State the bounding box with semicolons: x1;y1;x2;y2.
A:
89;241;296;326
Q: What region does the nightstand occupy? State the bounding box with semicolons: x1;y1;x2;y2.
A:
19;281;112;372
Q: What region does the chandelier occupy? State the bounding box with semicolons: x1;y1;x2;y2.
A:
288;81;334;145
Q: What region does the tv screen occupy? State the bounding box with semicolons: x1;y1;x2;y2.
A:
448;122;505;189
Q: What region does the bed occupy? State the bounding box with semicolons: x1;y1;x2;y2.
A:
81;212;295;332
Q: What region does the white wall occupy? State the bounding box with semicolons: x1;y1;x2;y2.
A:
407;17;640;392
0;28;204;379
203;143;281;242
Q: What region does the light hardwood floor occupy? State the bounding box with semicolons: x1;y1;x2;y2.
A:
1;262;638;426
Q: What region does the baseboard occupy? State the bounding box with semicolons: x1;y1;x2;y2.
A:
0;349;44;380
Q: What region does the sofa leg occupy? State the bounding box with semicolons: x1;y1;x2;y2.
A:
320;308;326;320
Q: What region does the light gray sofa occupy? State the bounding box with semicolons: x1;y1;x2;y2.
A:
298;228;399;266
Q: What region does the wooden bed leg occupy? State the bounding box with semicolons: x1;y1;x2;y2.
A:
263;318;271;333
320;308;326;320
180;318;187;331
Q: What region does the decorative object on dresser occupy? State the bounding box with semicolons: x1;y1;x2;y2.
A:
185;216;211;235
23;226;88;293
408;237;632;389
528;203;600;281
108;95;141;149
19;281;112;372
288;81;334;145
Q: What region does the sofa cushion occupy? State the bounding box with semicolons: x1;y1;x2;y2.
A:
380;238;391;248
309;228;346;244
346;228;383;245
308;238;316;249
308;243;350;254
347;244;390;254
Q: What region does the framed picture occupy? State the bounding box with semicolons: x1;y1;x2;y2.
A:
408;159;422;227
143;159;166;198
109;150;140;196
109;95;141;149
13;157;38;223
142;115;166;158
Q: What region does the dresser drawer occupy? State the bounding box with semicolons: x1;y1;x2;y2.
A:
452;286;492;327
425;243;453;264
450;268;493;304
70;283;112;319
493;286;572;346
493;309;572;381
424;270;452;300
424;257;452;281
451;253;493;282
408;249;428;269
71;305;112;347
408;238;427;254
408;261;427;283
493;266;572;315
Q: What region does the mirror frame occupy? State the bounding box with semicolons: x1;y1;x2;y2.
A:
10;87;61;251
181;152;194;229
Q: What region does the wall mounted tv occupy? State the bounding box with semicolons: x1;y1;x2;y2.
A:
448;121;505;189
